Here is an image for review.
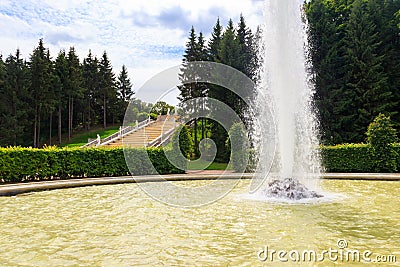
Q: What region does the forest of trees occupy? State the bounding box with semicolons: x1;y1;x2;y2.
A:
178;15;261;160
0;39;134;147
179;1;400;160
306;0;400;144
1;1;399;150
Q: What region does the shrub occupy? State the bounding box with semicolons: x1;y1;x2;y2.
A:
321;143;400;173
366;114;398;172
226;123;249;172
149;113;158;120
137;112;149;121
171;125;193;159
321;144;374;172
0;146;184;183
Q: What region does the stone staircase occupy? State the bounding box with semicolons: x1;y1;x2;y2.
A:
105;119;176;148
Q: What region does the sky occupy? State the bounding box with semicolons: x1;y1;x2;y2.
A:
0;0;264;105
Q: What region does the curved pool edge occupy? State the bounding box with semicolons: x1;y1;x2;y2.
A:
0;173;398;197
0;173;254;197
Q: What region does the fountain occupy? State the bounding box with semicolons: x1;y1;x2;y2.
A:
256;0;323;199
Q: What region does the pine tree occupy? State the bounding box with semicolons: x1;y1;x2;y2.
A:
0;50;30;146
98;51;116;128
116;65;134;122
342;0;393;143
65;47;83;141
117;65;134;101
82;50;100;129
178;27;209;156
54;50;68;144
29;39;52;147
208;18;223;62
237;14;256;79
306;0;349;144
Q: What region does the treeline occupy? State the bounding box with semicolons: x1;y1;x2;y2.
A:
306;0;400;144
0;39;134;147
178;15;261;161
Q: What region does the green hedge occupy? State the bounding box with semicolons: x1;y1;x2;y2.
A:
0;147;184;183
321;143;400;173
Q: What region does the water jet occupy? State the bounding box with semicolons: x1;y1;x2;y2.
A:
256;0;323;199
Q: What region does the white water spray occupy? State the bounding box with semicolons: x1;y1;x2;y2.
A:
256;0;321;195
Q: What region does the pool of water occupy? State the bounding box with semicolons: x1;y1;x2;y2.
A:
0;179;399;266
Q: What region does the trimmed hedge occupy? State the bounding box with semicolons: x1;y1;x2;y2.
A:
0;147;184;183
321;143;400;173
1;143;399;183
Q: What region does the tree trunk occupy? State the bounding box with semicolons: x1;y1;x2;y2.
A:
58;103;62;145
37;106;41;148
71;97;74;135
103;95;107;128
49;111;52;146
68;97;71;141
88;99;91;130
33;109;37;148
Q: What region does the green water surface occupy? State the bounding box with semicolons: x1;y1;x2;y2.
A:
0;179;398;266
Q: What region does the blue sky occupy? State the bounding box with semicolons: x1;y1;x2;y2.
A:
0;0;264;104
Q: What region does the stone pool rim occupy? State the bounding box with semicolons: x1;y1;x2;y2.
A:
0;173;399;197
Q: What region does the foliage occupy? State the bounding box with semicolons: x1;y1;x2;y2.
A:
178;16;259;160
0;147;184;183
226;123;249;172
306;0;400;144
321;144;374;173
171;125;193;159
0;40;135;148
321;143;400;173
366;114;398;172
151;101;175;115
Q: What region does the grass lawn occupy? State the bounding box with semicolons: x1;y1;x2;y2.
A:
62;126;121;147
187;159;230;171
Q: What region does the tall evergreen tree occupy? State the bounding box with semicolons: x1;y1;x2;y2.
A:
98;51;116;128
117;65;134;101
82;50;100;129
116;65;134;122
54;50;68;144
65;47;83;141
29;39;52;147
342;0;393;142
1;50;30;146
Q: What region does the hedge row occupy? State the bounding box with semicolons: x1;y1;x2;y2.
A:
321;143;400;173
0;147;184;183
1;143;399;183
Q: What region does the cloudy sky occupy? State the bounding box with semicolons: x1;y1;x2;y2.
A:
0;0;264;104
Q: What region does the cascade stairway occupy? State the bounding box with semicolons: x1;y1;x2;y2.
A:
106;119;176;148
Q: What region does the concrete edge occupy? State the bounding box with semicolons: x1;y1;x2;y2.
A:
0;173;398;197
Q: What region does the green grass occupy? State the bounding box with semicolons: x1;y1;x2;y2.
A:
62;126;121;147
187;159;230;171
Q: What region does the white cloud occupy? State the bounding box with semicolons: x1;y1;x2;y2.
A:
0;0;263;104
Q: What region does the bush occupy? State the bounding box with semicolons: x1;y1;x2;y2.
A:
226;123;249;172
365;114;398;172
171;125;193;159
149;113;158;121
137;112;149;121
321;144;374;172
0;146;184;183
321;143;400;173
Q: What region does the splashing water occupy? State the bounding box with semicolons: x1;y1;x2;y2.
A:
255;0;322;199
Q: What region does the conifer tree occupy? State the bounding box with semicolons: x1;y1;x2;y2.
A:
342;0;393;142
98;51;116;128
116;65;134;122
29;39;52;147
65;47;83;140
